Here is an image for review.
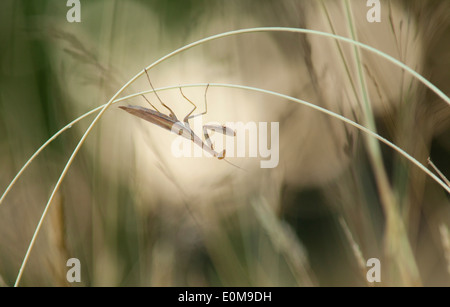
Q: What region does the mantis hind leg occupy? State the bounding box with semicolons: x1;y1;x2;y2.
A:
203;124;236;137
202;125;230;160
181;84;210;126
144;68;177;118
202;125;214;151
179;87;197;126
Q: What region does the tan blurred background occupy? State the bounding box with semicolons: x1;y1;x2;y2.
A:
0;0;449;286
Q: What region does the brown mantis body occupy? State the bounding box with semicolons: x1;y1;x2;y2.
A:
120;70;235;159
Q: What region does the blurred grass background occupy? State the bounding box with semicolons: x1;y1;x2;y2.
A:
0;0;449;286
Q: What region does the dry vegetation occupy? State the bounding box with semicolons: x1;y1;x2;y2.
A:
0;0;449;286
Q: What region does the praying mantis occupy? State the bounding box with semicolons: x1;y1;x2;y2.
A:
119;69;236;160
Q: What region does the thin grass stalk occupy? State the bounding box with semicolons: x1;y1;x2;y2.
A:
439;224;450;276
3;82;449;216
344;1;420;285
3;25;449;209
